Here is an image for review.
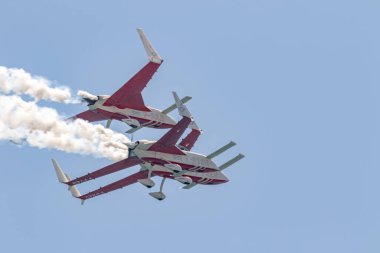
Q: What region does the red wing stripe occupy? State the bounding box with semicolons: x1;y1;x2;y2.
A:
103;61;161;111
67;157;140;186
178;129;201;151
79;170;149;200
71;110;107;122
148;117;191;155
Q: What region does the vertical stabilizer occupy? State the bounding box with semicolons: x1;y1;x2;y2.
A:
137;28;163;64
173;91;192;119
52;159;68;183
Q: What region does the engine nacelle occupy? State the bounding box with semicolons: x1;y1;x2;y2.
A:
164;164;182;172
175;176;192;185
122;118;141;128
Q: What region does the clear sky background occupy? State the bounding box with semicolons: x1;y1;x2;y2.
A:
0;0;379;252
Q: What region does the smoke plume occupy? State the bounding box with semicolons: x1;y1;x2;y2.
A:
77;90;98;101
0;66;130;161
0;66;73;103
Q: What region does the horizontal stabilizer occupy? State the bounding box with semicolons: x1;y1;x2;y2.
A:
137;28;162;64
207;141;236;159
161;96;192;115
52;159;68;183
219;153;245;171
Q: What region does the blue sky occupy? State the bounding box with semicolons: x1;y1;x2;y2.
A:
0;0;379;252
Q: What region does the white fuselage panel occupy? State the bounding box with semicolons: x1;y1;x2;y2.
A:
91;99;176;126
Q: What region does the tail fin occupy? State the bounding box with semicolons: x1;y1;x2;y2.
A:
64;173;84;205
51;159;84;204
52;159;68;183
137;28;163;64
173;91;193;119
161;96;192;115
172;93;200;131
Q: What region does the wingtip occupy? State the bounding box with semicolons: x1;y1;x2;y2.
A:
52;159;68;184
189;121;201;132
69;184;82;198
137;28;162;64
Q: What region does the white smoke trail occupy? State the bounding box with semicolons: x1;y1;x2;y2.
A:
77;90;98;101
0;66;73;103
0;95;130;161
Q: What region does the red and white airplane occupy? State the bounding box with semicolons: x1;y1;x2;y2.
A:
52;92;244;203
73;29;191;134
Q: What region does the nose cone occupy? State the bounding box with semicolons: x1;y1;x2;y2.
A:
219;172;229;183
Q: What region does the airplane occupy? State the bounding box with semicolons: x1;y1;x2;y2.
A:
52;92;244;203
73;28;192;134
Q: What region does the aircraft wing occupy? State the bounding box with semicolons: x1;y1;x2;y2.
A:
67;156;141;186
178;121;202;151
103;61;161;111
78;170;150;201
103;29;163;111
71;110;107;122
148;92;194;155
148;117;191;155
178;129;202;151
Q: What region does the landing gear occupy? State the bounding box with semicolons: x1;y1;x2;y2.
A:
149;177;166;201
138;169;155;188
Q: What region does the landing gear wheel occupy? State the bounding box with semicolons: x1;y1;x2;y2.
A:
149;177;166;201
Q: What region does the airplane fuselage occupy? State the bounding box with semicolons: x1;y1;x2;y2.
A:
148;164;229;185
130;140;220;173
90;98;176;129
